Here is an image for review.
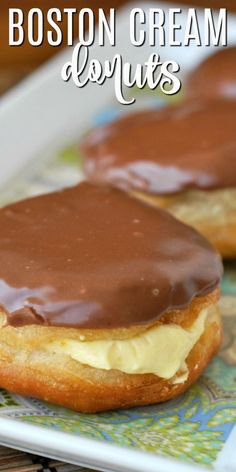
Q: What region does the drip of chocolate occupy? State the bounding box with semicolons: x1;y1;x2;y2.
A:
0;183;222;328
186;47;236;101
82;100;236;195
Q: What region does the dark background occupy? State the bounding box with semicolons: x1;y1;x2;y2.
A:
0;1;234;94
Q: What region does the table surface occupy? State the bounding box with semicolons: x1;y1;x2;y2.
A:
0;445;97;472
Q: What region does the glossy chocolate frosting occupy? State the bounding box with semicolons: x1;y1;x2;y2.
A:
186;47;236;101
0;183;222;329
82;100;236;195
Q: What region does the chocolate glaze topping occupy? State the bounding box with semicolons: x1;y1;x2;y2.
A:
0;183;222;329
186;47;236;101
82;100;236;195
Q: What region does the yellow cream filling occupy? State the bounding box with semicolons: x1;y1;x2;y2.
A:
48;306;211;382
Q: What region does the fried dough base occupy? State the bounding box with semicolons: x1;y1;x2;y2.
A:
0;289;221;412
133;188;236;258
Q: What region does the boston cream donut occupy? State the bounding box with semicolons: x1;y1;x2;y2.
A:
82;100;236;258
0;183;222;412
186;46;236;101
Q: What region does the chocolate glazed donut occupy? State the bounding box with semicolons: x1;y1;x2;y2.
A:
0;184;222;411
82;100;236;258
185;46;236;101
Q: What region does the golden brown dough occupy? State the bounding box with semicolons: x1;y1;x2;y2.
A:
132;188;236;259
0;289;221;412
